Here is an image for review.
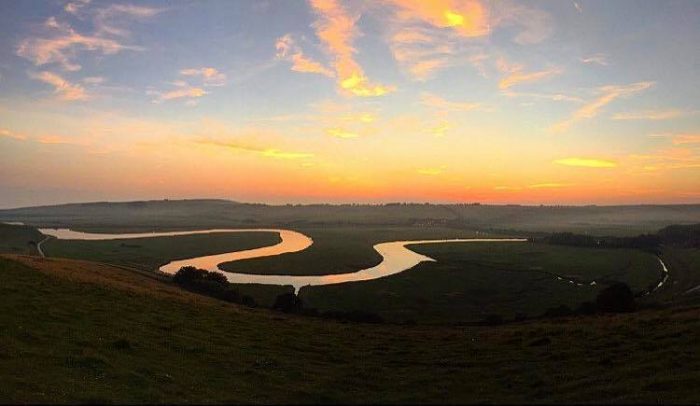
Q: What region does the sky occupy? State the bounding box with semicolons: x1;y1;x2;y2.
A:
0;0;698;208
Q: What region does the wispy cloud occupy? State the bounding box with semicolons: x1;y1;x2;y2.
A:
0;129;27;141
29;70;89;101
275;35;334;78
553;157;617;168
528;182;573;189
611;109;697;121
672;134;700;145
196;138;314;160
497;58;562;90
17;17;133;71
420;93;480;112
158;86;207;101
580;53;608;66
550;81;654;132
308;0;395;96
180;67;227;86
417;166;446;175
326;128;359;139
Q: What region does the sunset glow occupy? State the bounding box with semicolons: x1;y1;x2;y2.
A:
0;0;698;207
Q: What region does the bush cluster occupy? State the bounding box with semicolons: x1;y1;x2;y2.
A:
172;266;256;307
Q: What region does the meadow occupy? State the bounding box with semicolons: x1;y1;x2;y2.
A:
1;255;698;404
300;242;662;323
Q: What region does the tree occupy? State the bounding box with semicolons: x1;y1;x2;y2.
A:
596;282;636;313
172;266;206;285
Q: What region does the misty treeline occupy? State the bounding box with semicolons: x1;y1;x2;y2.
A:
534;223;700;251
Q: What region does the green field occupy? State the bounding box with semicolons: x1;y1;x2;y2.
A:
42;231;281;271
219;226;491;276
1;255;698;404
0;224;44;255
300;243;662;323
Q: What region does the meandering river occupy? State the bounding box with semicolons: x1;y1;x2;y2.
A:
37;227;526;290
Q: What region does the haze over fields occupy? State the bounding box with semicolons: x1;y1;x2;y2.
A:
1;0;699;208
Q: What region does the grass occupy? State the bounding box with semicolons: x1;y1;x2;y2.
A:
0;224;44;255
1;255;699;404
42;231;281;271
219;226;492;276
300;242;662;323
0;225;291;307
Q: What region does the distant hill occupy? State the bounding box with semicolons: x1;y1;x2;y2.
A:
0;199;698;235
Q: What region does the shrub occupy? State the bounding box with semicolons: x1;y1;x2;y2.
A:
204;271;229;285
596;282;636;313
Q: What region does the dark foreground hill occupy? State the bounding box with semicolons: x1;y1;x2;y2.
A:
1;255;698;404
1;199;699;234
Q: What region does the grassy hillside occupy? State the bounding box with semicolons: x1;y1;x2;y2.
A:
300;243;662;323
1;255;699;404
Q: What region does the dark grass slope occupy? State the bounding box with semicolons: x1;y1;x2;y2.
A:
1;255;699;404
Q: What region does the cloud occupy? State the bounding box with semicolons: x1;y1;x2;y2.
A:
553;157;617;168
275;35;334;77
17;17;133;71
308;0;395;96
417;166;446;175
550;81;654;132
180;67;227;86
0;129;27;141
158;86;207;101
326;128;359;139
261;149;314;160
497;58;562;90
421;93;480;112
64;0;91;15
611;109;697;121
672;134;700;145
94;4;163;37
528;182;573;189
196;138;314;160
580;54;608;66
491;1;553;44
426;122;451;137
29;70;89;100
385;0;490;37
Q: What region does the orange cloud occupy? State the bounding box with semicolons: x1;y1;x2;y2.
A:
497;58;562;90
551;81;654;133
672;134;700;145
0;129;27;141
611;109;697;121
180;67;227;86
554;157;617;168
29;71;89;101
308;0;394;96
387;0;490;37
421;93;480;112
326;128;359;139
17;17;137;71
159;86;207;101
275;35;334;77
